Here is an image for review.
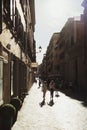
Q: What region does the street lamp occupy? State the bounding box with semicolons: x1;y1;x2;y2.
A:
36;46;42;64
36;46;42;53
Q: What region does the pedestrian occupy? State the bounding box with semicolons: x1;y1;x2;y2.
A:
38;79;41;88
39;81;47;107
55;78;59;97
48;79;55;106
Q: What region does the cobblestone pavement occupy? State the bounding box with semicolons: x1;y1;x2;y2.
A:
12;83;87;130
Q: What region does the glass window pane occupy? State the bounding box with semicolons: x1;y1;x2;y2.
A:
0;60;3;105
11;61;13;95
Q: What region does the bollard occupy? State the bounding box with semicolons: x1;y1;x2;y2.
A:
10;97;22;123
0;104;16;130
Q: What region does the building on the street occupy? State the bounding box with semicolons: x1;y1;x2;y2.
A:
81;0;87;91
63;17;84;91
46;33;60;76
0;0;36;105
56;17;85;91
41;16;86;92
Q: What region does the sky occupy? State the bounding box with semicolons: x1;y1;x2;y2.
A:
34;0;84;64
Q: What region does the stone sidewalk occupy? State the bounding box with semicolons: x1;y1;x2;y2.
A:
12;82;87;130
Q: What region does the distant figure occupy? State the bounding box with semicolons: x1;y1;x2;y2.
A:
39;81;47;107
48;80;55;105
34;78;37;83
38;79;41;88
55;78;59;97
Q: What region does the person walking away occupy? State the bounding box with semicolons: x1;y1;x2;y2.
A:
55;78;59;97
38;79;41;88
48;80;55;106
39;81;47;107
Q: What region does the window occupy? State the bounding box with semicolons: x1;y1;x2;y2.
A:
3;0;10;16
0;59;3;105
10;0;15;26
11;61;13;96
59;41;64;49
71;35;74;47
59;52;65;60
0;0;2;33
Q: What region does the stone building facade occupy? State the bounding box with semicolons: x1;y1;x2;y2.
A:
0;0;36;104
41;16;86;91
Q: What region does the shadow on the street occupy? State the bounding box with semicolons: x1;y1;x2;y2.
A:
60;89;87;107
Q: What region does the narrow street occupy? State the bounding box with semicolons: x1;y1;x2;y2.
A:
12;82;87;130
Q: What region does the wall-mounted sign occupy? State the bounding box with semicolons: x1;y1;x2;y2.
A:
31;62;38;68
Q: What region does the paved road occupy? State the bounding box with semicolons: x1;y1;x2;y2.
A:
12;83;87;130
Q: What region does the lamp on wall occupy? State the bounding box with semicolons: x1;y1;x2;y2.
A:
6;43;11;49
